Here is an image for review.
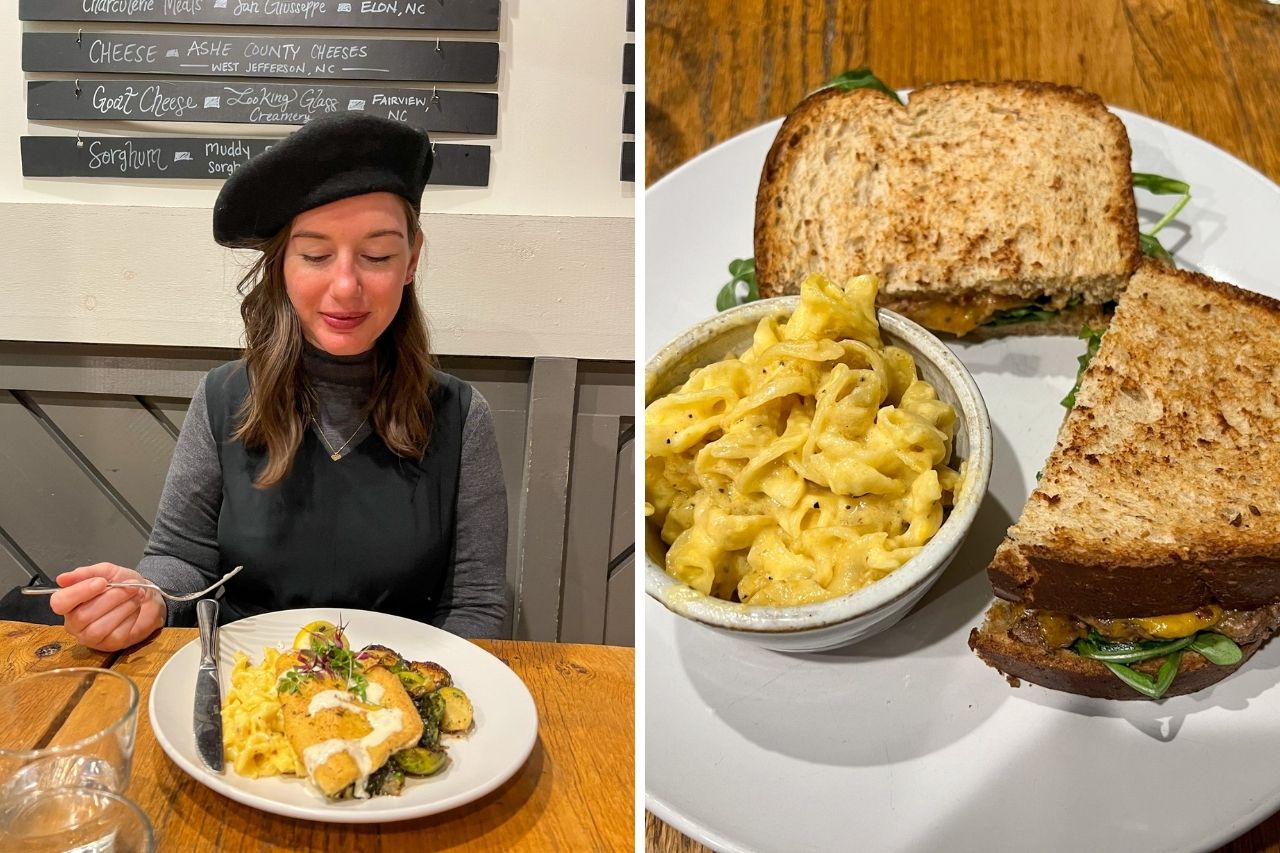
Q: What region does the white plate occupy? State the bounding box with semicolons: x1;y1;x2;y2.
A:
149;608;538;823
645;105;1280;853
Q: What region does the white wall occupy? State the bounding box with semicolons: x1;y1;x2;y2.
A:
3;0;635;359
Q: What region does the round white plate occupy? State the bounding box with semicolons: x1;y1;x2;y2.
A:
149;608;538;823
645;105;1280;853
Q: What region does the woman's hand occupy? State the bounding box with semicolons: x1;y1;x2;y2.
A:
49;563;167;652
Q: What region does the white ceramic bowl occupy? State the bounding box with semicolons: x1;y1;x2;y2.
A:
644;297;993;652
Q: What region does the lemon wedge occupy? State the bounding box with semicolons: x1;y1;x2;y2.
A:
293;620;347;651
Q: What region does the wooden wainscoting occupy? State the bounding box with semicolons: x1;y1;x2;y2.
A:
0;342;634;645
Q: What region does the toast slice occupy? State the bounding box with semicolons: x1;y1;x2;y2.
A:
990;261;1280;616
971;262;1280;697
754;81;1141;335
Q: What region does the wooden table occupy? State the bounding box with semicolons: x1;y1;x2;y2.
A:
647;0;1280;187
0;622;634;852
645;2;1280;851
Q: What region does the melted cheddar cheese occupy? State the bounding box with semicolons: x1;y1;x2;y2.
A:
1085;606;1223;642
898;295;1031;336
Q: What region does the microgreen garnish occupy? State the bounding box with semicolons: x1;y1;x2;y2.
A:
820;67;904;104
277;669;304;695
276;616;368;700
715;258;759;311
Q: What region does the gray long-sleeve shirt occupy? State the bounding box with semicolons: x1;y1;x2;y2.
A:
138;347;508;638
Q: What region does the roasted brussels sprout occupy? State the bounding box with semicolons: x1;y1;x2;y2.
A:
366;763;406;797
438;686;473;733
395;668;430;698
407;660;452;692
415;691;445;747
359;643;405;670
392;746;448;777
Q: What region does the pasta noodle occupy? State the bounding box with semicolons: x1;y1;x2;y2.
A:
221;647;305;779
645;272;962;607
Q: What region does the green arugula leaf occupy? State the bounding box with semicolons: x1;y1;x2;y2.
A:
1138;232;1175;265
1132;172;1190;268
983;305;1060;326
1188;632;1244;666
1074;632;1195;664
821;68;904;104
1132;172;1190;199
1060;324;1106;409
1099;650;1182;700
1098;661;1158;698
1077;631;1240;699
984;295;1085;327
1152;650;1184;697
715;257;759;311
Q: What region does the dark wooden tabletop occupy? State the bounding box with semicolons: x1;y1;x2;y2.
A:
0;622;634;852
645;1;1280;851
647;0;1280;186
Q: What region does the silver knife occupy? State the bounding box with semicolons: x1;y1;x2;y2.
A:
194;598;225;773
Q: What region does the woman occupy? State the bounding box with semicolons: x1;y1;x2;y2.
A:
50;115;508;649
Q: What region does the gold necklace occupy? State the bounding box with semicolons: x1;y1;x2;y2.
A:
312;416;368;461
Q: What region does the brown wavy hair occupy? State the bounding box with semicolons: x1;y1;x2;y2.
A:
231;197;436;488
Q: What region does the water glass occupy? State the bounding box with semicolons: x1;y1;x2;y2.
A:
0;669;139;800
0;786;154;852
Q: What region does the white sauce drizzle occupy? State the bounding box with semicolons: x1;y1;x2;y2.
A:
306;689;363;715
301;690;402;799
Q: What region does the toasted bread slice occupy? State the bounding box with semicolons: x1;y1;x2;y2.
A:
754;80;1140;334
989;262;1280;618
968;603;1263;700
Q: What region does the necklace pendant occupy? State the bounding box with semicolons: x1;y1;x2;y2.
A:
330;452;341;461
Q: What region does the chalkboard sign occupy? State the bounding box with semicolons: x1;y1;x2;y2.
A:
28;80;498;133
620;140;633;183
19;0;500;32
21;135;490;185
622;43;633;85
23;32;499;83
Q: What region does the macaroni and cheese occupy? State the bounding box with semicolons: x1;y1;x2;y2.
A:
645;273;962;606
222;647;305;779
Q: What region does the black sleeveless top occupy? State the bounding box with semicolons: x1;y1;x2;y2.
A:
203;361;470;625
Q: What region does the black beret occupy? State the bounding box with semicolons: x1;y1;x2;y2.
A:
212;114;432;247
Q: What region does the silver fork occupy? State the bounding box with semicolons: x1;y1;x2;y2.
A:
22;565;244;602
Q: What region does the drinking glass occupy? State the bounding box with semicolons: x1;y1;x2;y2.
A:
0;669;139;800
0;786;154;852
